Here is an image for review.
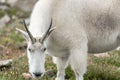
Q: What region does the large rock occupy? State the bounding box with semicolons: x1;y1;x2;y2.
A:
0;0;37;12
94;53;110;58
13;0;38;12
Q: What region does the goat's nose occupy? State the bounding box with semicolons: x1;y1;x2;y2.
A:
33;72;42;77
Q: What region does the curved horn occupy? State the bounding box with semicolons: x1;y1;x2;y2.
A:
23;20;35;44
41;20;52;43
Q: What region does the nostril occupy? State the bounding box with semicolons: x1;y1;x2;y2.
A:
33;73;42;77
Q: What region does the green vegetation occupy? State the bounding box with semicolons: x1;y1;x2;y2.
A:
85;53;120;80
0;27;24;47
0;10;5;18
0;52;120;80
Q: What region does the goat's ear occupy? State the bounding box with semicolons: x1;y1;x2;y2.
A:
41;27;55;43
16;28;29;41
47;27;56;36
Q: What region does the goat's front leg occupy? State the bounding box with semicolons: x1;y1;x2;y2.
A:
69;50;87;80
53;57;68;80
69;45;88;80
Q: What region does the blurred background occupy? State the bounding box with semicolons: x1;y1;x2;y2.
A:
0;0;120;80
0;0;37;60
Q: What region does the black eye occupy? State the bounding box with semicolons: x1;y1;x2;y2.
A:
41;48;46;52
28;48;34;52
43;48;46;51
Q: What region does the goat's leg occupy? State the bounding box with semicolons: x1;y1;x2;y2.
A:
69;47;88;80
54;57;68;80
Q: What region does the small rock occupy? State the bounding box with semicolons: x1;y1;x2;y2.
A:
118;68;120;71
0;0;6;3
0;44;5;49
94;52;110;58
0;14;11;28
0;59;13;68
0;5;9;10
22;73;32;80
116;47;120;51
6;0;18;7
0;0;17;6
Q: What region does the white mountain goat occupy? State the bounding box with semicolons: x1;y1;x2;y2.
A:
16;0;120;80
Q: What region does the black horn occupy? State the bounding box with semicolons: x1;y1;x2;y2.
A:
23;20;35;44
41;20;53;44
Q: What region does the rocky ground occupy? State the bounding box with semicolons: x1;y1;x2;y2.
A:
0;0;38;28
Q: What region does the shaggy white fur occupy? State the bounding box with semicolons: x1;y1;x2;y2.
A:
17;0;120;80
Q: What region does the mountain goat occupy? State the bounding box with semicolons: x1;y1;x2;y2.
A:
17;0;120;80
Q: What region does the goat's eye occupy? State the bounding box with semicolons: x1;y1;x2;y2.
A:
28;48;34;52
43;48;46;51
41;48;46;52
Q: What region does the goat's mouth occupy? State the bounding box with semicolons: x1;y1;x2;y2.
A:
30;72;44;78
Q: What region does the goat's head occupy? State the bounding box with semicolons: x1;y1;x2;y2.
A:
16;20;54;78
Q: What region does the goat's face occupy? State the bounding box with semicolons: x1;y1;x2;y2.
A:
27;38;46;78
16;20;54;78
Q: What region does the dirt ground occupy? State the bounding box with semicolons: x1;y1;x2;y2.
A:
0;45;25;60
